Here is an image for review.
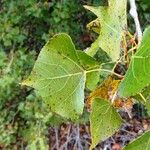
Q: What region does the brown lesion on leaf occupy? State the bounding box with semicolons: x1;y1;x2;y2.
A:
86;76;120;109
86;76;134;113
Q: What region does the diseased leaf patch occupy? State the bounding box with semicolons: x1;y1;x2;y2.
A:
86;76;134;116
84;0;127;61
86;18;101;34
86;76;121;109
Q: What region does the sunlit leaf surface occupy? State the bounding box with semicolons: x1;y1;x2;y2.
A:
119;26;150;97
90;98;122;149
84;0;127;61
22;34;100;120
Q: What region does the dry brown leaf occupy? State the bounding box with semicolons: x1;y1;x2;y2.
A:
86;76;120;110
113;98;133;109
86;76;134;112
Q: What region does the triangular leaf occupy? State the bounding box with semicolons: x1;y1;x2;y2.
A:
22;34;101;120
90;98;122;149
84;0;127;61
119;26;150;97
123;130;150;150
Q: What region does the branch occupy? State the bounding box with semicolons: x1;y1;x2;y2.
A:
129;0;142;43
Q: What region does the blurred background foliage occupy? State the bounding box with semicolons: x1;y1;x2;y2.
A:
0;0;150;149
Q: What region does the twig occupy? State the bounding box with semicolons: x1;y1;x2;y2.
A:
101;69;124;78
138;93;146;103
129;0;142;43
59;124;72;150
73;124;83;150
111;91;118;104
54;127;59;150
120;129;136;136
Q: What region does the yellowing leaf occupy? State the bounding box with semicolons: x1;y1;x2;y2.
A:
84;0;127;61
86;76;120;109
86;18;101;34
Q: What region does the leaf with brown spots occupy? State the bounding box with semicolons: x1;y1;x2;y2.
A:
86;76;121;110
84;0;127;61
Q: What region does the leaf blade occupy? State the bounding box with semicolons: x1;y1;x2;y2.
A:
22;34;101;120
77;50;100;90
123;130;150;150
22;34;86;120
119;26;150;97
84;0;127;61
90;98;122;149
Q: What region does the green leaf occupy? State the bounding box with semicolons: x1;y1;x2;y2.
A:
123;130;150;150
90;98;122;149
27;138;48;150
27;141;37;150
132;85;150;104
49;114;67;127
38;138;48;150
77;50;100;90
118;26;150;97
22;34;101;120
84;0;127;61
85;38;99;57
